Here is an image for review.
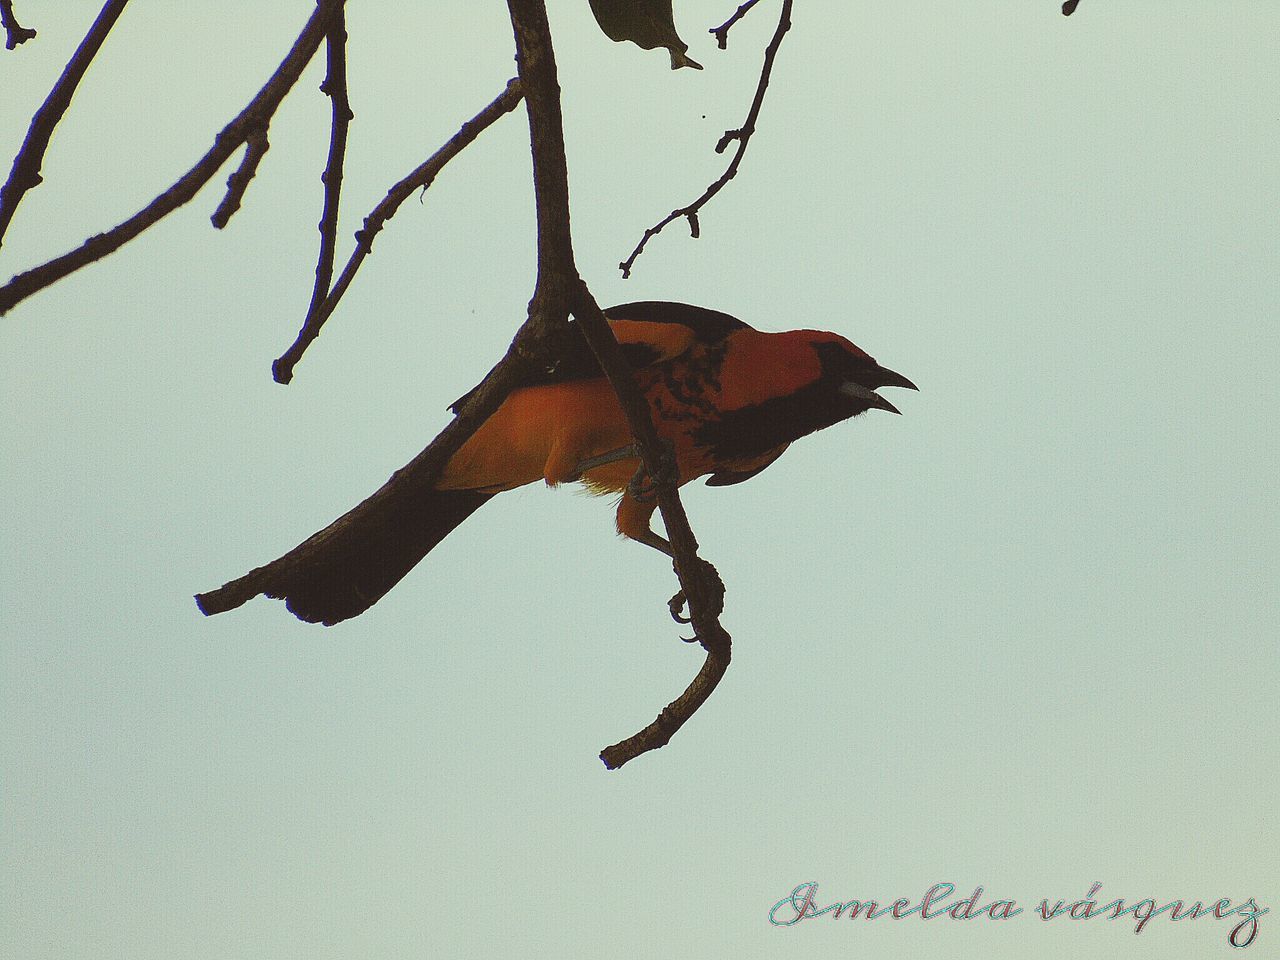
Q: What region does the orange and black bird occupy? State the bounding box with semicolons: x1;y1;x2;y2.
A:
195;302;916;625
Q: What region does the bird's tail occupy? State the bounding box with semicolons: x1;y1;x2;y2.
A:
195;485;492;625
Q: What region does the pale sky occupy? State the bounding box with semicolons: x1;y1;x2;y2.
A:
3;2;1277;958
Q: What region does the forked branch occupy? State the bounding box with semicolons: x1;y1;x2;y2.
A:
0;0;36;50
710;0;763;49
272;78;525;383
0;0;344;316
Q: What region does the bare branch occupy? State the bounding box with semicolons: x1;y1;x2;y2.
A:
0;0;36;50
210;130;269;229
508;0;733;767
507;0;577;325
0;0;343;317
710;0;763;50
620;0;792;279
0;1;126;250
289;10;353;369
572;285;732;770
600;636;730;768
272;78;524;383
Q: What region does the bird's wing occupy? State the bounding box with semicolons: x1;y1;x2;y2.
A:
448;301;749;413
704;444;790;486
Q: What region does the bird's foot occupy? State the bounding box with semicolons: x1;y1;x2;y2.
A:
627;444;678;503
667;557;725;640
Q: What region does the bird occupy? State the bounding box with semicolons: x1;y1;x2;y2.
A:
195;301;916;625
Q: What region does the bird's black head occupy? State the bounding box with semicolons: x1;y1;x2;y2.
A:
695;331;917;462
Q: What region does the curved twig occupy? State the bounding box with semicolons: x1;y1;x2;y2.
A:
290;10;353;372
600;638;730;769
0;0;343;316
0;0;36;50
710;0;763;50
0;0;127;250
620;0;792;278
272;78;525;384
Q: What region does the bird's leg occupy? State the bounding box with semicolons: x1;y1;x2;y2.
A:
570;444;638;480
631;529;699;631
616;491;697;632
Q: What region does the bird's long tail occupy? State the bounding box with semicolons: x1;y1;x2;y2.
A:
195;485;492;625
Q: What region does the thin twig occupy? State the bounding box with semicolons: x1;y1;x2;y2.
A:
710;0;763;49
620;0;792;279
0;0;36;50
272;78;524;384
210;130;269;229
0;0;343;316
0;0;127;250
289;9;353;372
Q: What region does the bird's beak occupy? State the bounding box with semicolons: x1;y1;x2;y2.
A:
840;364;917;415
874;365;919;392
839;380;902;414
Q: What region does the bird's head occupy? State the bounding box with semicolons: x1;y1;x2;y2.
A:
795;330;918;418
698;329;918;462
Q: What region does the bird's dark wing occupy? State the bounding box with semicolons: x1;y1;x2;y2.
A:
704;444;789;486
449;301;749;413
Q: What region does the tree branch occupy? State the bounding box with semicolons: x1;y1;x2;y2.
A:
710;0;763;50
0;0;126;251
572;285;732;770
507;0;577;326
210;129;270;229
509;0;733;769
0;0;343;317
0;0;36;50
288;10;353;371
619;0;792;279
271;78;525;383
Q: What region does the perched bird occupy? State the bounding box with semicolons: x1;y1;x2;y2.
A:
195;301;916;625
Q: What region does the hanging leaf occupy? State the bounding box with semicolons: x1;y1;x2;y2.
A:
587;0;703;70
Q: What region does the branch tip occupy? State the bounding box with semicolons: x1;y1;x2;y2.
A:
210;130;269;229
0;0;36;49
709;0;763;50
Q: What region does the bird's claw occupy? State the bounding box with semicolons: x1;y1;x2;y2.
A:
668;590;694;626
627;450;678;503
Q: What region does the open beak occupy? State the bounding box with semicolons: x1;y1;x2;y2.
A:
840;364;918;415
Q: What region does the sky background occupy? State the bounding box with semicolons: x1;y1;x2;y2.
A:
2;2;1277;957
